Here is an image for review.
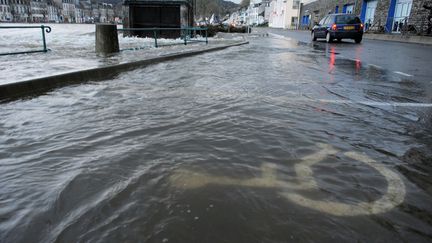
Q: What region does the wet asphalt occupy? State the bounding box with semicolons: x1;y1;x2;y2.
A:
260;28;432;83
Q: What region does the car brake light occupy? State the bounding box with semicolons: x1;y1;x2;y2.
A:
332;24;337;31
360;23;364;29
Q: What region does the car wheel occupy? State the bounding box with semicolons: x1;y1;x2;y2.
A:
311;31;317;41
326;32;332;43
355;37;362;43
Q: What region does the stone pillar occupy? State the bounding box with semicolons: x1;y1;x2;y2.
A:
95;24;119;54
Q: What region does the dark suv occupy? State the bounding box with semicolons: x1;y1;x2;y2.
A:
311;14;364;43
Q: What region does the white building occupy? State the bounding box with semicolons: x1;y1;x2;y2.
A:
30;0;47;22
99;2;107;22
247;0;265;26
0;0;12;21
227;10;238;25
269;0;300;29
46;2;59;22
61;0;75;22
74;3;82;23
10;0;30;22
264;0;271;22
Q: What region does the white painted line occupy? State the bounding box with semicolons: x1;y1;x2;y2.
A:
394;71;413;77
267;33;286;39
368;64;383;69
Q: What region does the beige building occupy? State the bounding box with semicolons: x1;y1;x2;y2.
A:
269;0;301;28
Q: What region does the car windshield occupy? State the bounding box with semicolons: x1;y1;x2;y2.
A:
335;15;361;24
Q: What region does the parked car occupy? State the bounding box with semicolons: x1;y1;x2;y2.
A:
311;14;364;43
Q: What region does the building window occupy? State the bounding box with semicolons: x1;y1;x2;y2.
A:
291;16;298;26
293;0;300;9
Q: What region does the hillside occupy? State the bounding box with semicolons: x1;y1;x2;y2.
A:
195;0;239;19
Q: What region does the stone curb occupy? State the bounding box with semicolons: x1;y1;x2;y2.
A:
363;33;432;45
0;41;249;102
265;28;432;45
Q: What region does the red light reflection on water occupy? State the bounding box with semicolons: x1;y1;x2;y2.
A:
328;46;336;74
355;59;361;73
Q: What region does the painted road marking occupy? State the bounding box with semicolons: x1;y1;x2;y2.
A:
368;64;383;69
268;33;289;40
282;145;406;216
394;71;413;77
170;143;406;216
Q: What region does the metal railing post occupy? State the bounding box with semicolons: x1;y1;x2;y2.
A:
41;25;47;52
115;27;209;50
153;29;158;48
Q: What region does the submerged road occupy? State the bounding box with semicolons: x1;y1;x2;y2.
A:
1;31;432;242
263;28;432;83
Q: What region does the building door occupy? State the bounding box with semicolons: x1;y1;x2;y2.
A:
343;4;354;14
392;0;412;32
365;0;377;28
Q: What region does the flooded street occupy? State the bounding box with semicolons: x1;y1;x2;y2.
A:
0;24;225;84
1;32;432;242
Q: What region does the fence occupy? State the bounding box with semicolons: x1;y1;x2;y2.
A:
117;27;208;49
400;15;432;36
0;25;51;56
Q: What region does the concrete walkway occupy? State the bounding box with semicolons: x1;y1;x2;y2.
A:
0;41;249;102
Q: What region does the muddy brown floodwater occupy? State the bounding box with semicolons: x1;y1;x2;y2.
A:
1;35;432;242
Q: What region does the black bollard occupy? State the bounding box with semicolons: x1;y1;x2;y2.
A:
95;24;119;54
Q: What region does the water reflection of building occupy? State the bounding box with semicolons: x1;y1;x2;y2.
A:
298;0;431;34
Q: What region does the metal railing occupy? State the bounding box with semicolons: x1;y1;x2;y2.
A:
117;27;208;49
364;17;390;33
0;25;52;56
399;16;432;36
365;15;432;36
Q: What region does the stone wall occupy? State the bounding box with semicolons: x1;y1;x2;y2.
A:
366;0;432;34
409;0;432;35
367;0;390;32
299;0;432;35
